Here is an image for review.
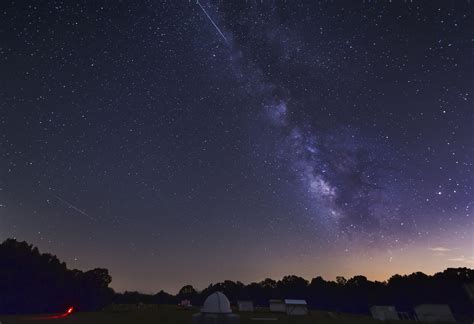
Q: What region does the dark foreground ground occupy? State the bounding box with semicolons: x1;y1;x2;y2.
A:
0;305;469;324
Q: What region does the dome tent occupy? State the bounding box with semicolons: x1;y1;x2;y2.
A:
201;292;232;313
192;292;240;324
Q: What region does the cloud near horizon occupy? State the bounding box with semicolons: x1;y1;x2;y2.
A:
448;256;474;265
428;247;452;252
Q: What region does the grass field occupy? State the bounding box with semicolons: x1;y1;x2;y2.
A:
0;305;467;324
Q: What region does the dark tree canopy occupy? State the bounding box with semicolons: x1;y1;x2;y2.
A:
0;239;113;314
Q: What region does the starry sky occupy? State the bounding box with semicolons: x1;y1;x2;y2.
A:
1;0;472;293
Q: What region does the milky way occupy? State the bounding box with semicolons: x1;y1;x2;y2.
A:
198;1;406;242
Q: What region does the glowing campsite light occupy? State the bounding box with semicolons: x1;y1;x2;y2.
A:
48;306;74;319
32;306;75;320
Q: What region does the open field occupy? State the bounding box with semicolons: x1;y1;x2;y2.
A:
1;305;469;324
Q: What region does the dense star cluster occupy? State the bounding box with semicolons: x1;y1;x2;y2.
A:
1;1;472;292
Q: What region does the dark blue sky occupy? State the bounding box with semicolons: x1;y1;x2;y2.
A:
1;0;472;292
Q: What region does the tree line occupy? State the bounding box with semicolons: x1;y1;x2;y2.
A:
1;239;473;318
117;270;473;319
0;239;113;314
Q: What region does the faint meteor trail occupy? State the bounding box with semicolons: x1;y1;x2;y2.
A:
49;190;95;221
196;0;229;45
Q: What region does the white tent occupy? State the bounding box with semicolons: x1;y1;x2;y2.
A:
192;292;240;324
237;300;254;312
201;292;232;313
284;299;308;316
269;300;285;313
370;306;400;321
414;304;455;322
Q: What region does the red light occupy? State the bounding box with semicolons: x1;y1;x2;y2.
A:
50;306;74;319
31;306;75;320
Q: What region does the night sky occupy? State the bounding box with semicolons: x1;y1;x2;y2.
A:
1;0;472;293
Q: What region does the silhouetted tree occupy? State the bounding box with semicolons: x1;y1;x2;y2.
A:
0;239;113;314
177;284;199;304
277;275;308;299
114;291;154;304
153;290;177;304
336;276;347;285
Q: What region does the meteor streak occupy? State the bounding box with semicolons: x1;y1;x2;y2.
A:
196;0;229;45
49;190;94;221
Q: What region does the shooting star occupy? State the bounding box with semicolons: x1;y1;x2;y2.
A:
49;190;95;221
196;0;229;45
